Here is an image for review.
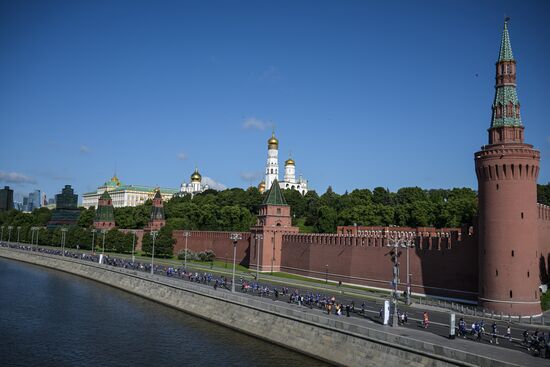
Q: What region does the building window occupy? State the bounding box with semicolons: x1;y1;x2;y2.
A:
277;208;281;214
496;269;498;277
496;184;499;190
511;250;514;257
510;290;513;298
521;212;524;219
528;271;530;278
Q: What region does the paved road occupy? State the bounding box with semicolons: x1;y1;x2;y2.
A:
3;241;549;363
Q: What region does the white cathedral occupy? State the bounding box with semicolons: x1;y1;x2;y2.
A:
258;132;309;195
178;168;210;196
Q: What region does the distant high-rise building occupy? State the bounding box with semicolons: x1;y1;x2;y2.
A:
48;198;55;205
48;185;81;228
26;190;45;212
0;186;14;211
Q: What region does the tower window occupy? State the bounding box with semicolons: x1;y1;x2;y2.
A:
510;290;513;298
511;250;514;257
528;271;530;278
496;269;498;277
496;184;499;190
521;212;524;219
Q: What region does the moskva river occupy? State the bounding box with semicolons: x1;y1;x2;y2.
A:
0;258;329;367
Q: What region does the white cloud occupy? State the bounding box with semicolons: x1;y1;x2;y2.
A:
80;145;91;153
243;117;271;130
240;171;263;182
202;176;227;191
0;171;36;184
177;152;188;161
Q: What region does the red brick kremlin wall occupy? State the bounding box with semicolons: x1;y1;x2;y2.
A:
173;230;251;266
539;204;550;261
169;213;548;303
280;226;479;301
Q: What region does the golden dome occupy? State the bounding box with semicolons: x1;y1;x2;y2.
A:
285;157;295;166
258;181;266;193
267;132;278;149
110;175;120;186
191;168;202;182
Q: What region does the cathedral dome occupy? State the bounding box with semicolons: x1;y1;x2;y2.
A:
190;168;202;182
110;175;121;187
285;158;295;166
267;132;278;149
258;181;266;193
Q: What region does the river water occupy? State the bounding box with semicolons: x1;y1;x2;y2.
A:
0;258;329;367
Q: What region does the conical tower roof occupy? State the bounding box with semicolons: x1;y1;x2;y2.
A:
153;189;162;199
498;19;514;62
100;190;112;200
262;179;287;206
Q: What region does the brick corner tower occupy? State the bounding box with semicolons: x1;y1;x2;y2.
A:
93;191;116;230
148;189;166;231
475;19;541;316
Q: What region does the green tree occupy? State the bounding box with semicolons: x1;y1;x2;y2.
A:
372;187;393;206
316;206;338;233
538;183;550;206
78;207;95;228
142;226;174;258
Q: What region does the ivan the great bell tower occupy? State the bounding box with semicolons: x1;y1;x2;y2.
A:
475;20;541;316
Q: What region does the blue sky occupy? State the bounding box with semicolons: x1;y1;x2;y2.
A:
1;0;549;201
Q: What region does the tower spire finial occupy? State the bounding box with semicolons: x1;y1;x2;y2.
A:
499;17;514;62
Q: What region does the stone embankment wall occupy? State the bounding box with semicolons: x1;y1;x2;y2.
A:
0;247;515;367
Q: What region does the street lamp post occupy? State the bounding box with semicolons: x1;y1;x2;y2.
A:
402;232;416;306
254;233;263;281
30;227;35;247
35;227;40;248
386;231;401;327
131;230;136;263
183;231;190;270
91;229;96;254
150;231;158;275
16;226;21;243
230;233;242;292
101;229;107;255
385;231;417;326
8;226;13;243
61;227;68;256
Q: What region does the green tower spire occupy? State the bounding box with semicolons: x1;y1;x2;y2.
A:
490;19;522;128
262;179;288;206
498;19;514;62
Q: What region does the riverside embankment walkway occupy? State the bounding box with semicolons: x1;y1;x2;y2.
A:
0;246;542;367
